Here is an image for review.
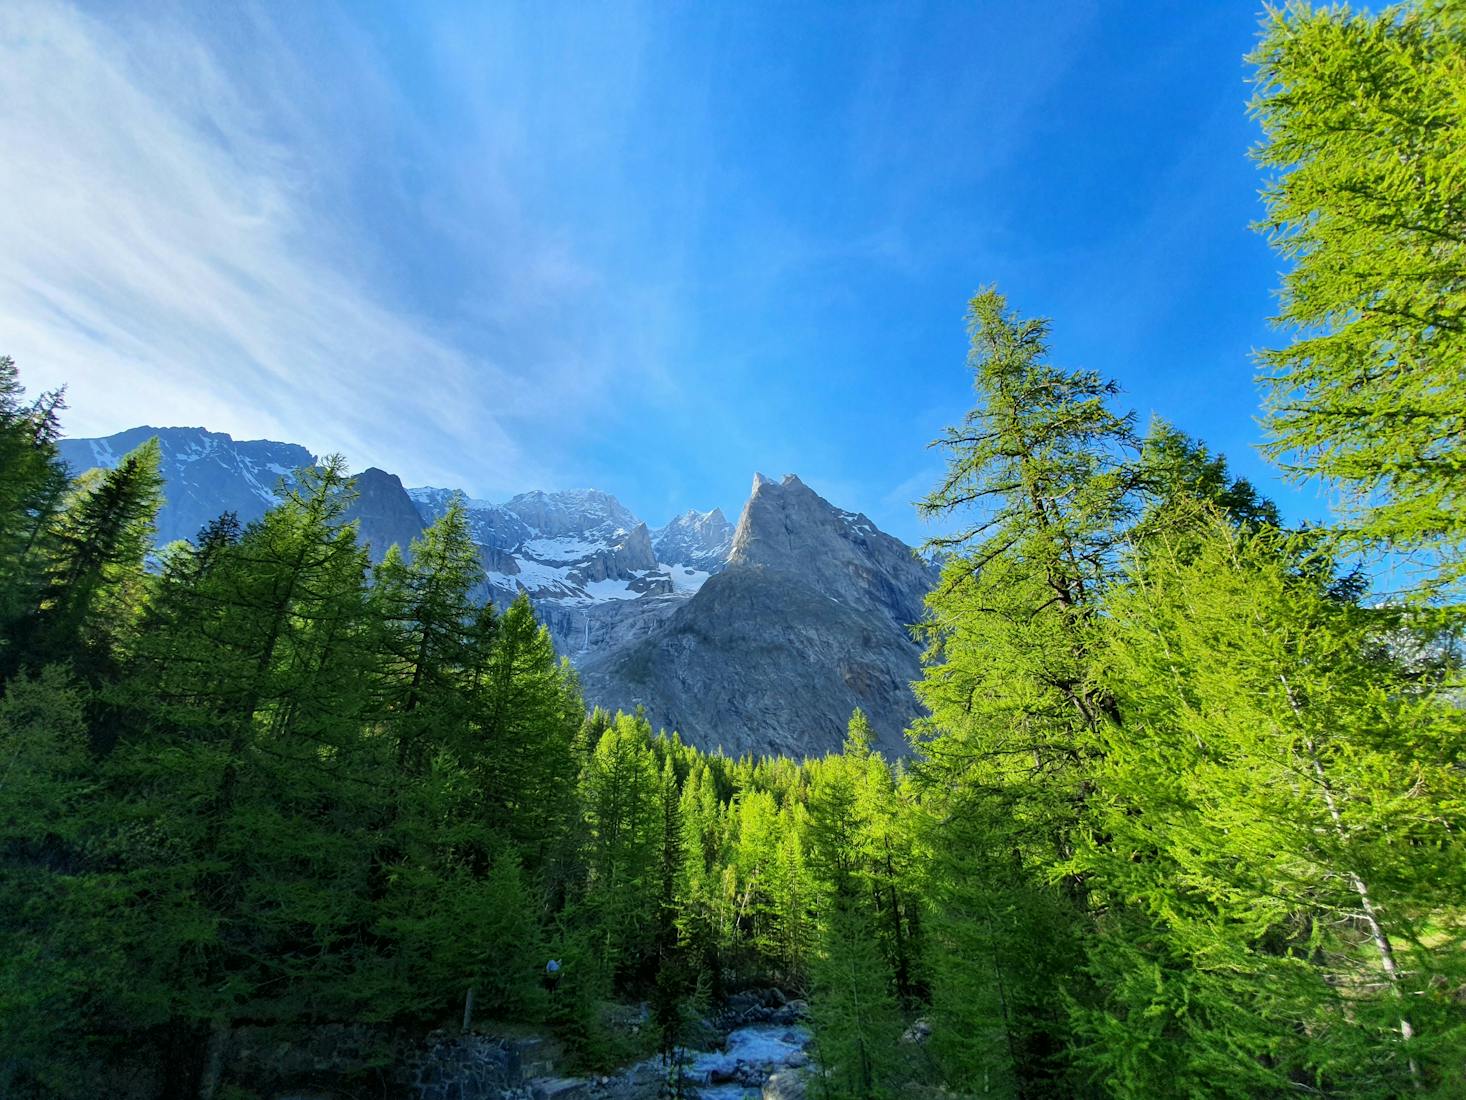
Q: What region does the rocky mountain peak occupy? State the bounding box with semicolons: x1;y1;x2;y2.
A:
581;472;935;758
57;426;316;545
730;472;934;628
500;488;641;540
344;468;426;563
652;507;734;574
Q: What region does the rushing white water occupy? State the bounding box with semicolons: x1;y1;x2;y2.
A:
688;1024;811;1098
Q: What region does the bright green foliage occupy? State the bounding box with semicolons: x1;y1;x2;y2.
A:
763;800;816;986
368;503;484;769
479;592;584;864
1252;1;1466;585
913;289;1136;1094
915;288;1134;861
579;712;664;985
1133;419;1280;548
1073;516;1466;1096
731;786;781;961
809;894;901;1100
676;758;733;998
802;712;933;1099
806;740;902;1098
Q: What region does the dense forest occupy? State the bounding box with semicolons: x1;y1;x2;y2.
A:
2;3;1463;1098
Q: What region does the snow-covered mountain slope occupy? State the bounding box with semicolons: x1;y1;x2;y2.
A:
652;508;734;575
407;486;706;656
60;427;733;658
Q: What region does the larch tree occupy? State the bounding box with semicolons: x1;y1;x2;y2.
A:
912;287;1136;1094
1072;513;1466;1097
1252;0;1466;590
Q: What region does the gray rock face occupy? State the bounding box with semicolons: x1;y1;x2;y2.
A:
344;467;427;563
730;475;931;628
579;475;935;758
58;426;313;545
653;507;734;573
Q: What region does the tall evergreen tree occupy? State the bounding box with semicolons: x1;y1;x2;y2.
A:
579;712;662;985
807;740;900;1100
1073;514;1466;1096
24;437;163;678
1252;0;1466;588
912;288;1135;1094
477;592;583;866
0;358;69;661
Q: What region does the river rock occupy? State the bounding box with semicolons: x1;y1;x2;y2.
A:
530;1077;589;1100
763;1069;809;1100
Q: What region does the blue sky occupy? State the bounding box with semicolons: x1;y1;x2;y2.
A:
0;1;1320;542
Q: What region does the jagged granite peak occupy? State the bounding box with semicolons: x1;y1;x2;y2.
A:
57;426;315;545
579;472;936;758
343;468;427;564
652;507;734;574
730;472;933;628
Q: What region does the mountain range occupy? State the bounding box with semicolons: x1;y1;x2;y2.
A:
58;427;936;757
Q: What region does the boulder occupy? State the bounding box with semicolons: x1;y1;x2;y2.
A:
901;1017;933;1045
763;1069;809;1100
530;1078;589;1100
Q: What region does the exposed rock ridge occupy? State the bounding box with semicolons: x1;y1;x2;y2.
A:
579;474;935;757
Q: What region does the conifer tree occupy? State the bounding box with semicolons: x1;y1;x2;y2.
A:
1073;514;1466;1096
25;437;163;677
807;738;900;1099
1252;0;1466;587
676;759;730;999
913;288;1135;1092
764;800;815;987
579;712;663;984
368;502;483;770
100;457;384;1079
477;592;583;864
0;667;101;1098
0;358;69;661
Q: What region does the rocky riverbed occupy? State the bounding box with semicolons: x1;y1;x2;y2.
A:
523;990;814;1100
230;989;814;1100
405;990;814;1100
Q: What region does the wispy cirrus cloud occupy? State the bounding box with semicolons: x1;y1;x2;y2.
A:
0;1;639;494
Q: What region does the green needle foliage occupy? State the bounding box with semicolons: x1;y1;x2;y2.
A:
1073;512;1466;1096
913;288;1136;1097
1252;0;1466;589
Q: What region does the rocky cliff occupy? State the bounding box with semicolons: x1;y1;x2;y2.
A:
58;426;312;545
578;475;935;757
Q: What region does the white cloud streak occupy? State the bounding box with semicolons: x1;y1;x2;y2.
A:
0;1;613;493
